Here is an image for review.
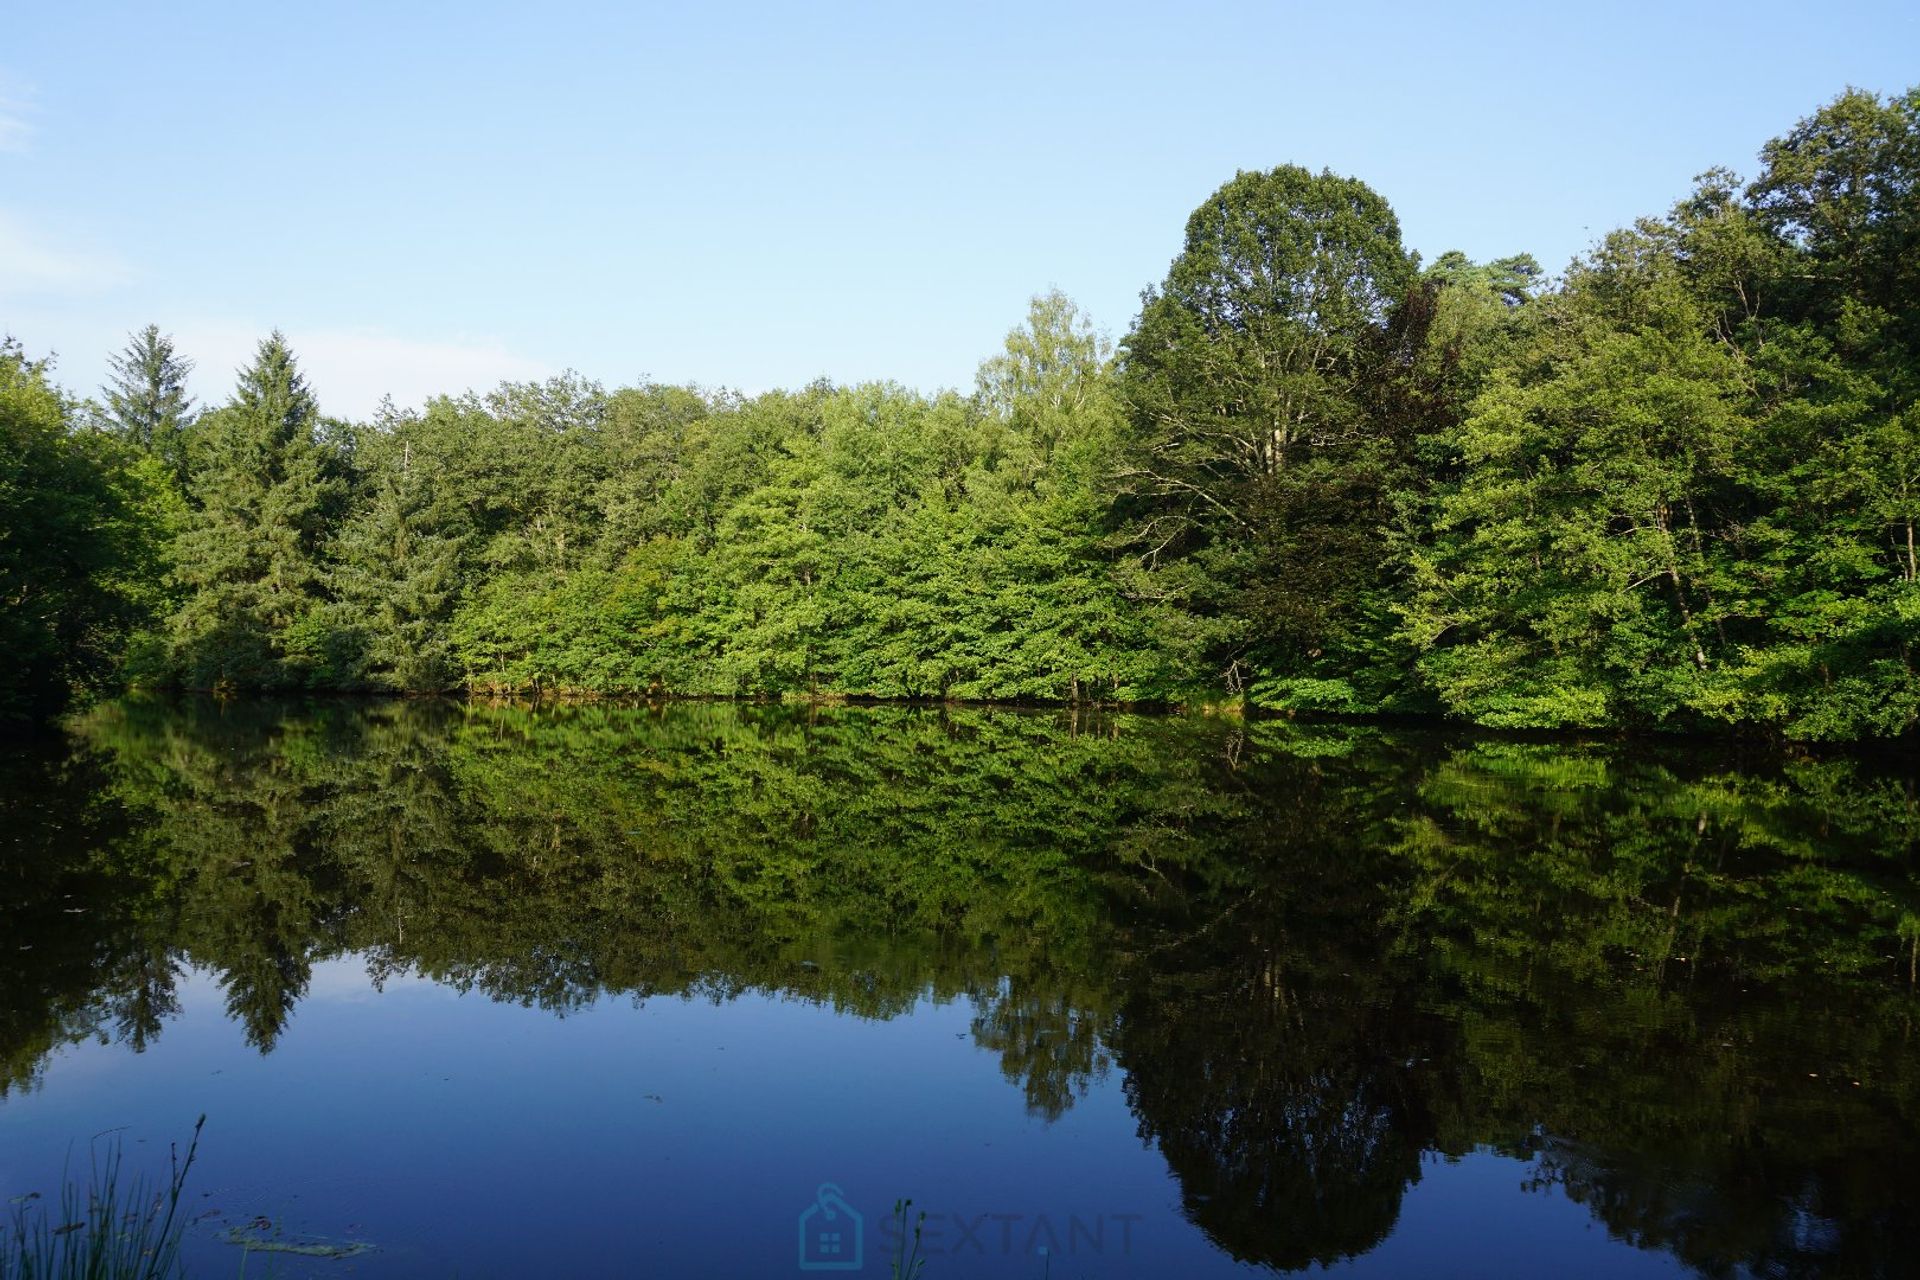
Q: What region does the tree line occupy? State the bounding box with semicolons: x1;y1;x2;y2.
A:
3;85;1916;738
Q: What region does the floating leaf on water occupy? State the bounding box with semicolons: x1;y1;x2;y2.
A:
219;1227;375;1258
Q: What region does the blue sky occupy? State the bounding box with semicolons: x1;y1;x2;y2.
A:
4;1;1917;419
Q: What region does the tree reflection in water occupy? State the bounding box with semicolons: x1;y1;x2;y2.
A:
3;697;1918;1274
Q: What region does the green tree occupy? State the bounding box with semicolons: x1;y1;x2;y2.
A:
168;333;344;690
1747;86;1920;325
0;341;165;721
98;324;195;482
1401;87;1920;737
700;418;839;694
1731;88;1920;737
332;439;466;691
976;290;1121;489
1403;233;1752;729
1115;166;1423;706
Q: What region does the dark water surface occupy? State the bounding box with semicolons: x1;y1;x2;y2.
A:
3;699;1918;1278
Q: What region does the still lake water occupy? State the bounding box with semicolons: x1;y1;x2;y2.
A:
2;698;1918;1278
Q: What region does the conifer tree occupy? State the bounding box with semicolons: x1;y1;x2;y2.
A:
100;324;195;481
332;440;465;691
169;332;342;690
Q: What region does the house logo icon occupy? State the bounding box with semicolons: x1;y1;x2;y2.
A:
797;1182;864;1271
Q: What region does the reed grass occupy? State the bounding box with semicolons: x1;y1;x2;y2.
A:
1;1116;204;1280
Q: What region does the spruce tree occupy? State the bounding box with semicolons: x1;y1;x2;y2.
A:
169;332;342;690
332;444;465;691
100;324;195;480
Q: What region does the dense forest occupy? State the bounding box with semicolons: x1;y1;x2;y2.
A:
3;86;1917;738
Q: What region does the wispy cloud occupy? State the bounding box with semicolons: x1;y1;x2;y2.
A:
0;211;130;295
177;322;552;420
0;76;33;153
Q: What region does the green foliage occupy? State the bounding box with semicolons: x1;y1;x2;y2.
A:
330;422;467;691
439;301;1173;702
7;85;1920;737
96;324;196;484
167;333;346;691
0;341;170;723
1404;247;1751;728
1400;86;1920;736
1115;165;1429;703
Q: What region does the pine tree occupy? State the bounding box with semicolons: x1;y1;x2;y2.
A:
168;332;343;690
100;325;195;480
